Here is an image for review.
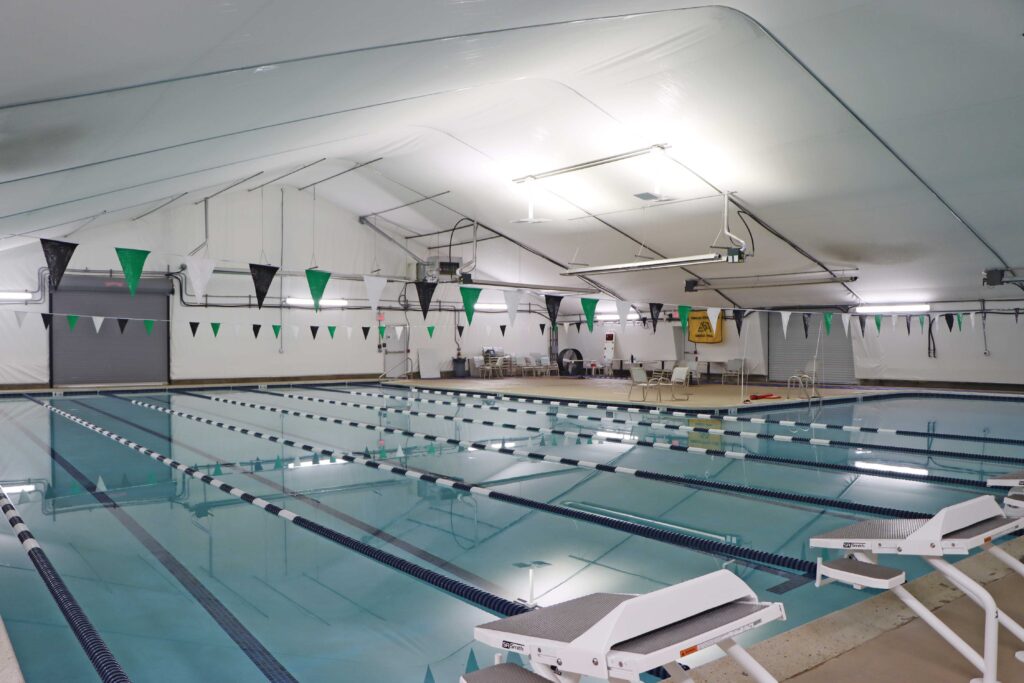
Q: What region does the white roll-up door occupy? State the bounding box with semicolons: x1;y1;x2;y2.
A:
767;313;857;384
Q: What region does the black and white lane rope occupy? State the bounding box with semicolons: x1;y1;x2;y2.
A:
0;487;131;683
36;399;529;618
232;390;933;519
274;388;993;491
131;394;817;576
361;385;1024;468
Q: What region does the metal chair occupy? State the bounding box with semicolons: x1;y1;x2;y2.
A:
627;366;666;402
721;358;744;384
539;356;558;376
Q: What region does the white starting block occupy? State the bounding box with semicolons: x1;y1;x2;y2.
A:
462;570;784;683
810;495;1024;683
987;470;1024;518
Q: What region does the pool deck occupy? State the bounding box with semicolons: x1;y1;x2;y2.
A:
0;615;25;683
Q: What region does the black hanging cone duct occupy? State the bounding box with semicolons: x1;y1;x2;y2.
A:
415;281;437;320
249;264;279;309
649;303;663;333
39;239;77;291
545;295;563;323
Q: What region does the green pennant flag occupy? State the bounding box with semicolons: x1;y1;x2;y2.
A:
823;312;833;335
378;325;386;338
460;286;482;325
956;312;963;331
677;305;692;332
874;314;882;333
328;325;336;339
919;314;925;332
213;463;222;476
580;298;598;332
67;315;79;332
115;247;150;296
210;322;221;337
272;324;281;338
427;325;435;338
144;319;154;335
304;268;331;311
273;456;283;470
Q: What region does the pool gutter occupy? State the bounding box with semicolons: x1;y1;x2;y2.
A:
0;615;25;683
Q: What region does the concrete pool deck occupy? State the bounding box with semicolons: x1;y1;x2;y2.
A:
0;615;25;683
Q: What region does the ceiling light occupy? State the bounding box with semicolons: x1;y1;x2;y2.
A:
285;297;348;308
854;461;928;476
686;275;858;292
561;253;730;276
511;144;669;184
511;177;550;224
473;303;508;312
595;313;639;321
854;304;931;314
0;292;32;301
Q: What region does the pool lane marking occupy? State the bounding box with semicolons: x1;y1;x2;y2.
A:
10;403;300;683
30;397;529;619
132;394;816;576
0;488;131;683
78;397;505;596
378;384;1024;448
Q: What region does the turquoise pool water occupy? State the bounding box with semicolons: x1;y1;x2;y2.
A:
0;385;1018;682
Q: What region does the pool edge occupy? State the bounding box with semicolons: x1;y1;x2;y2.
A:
0;614;26;683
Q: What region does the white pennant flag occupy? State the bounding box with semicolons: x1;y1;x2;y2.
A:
396;446;405;459
95;476;107;493
184;255;216;300
503;290;522;328
92;316;105;333
891;314;898;331
395;325;404;341
14;311;26;328
841;313;851;336
706;307;721;334
969;311;976;329
563;321;571;335
780;311;791;338
616;301;632;330
363;276;388;315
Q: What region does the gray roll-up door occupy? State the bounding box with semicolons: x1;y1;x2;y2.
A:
50;274;170;386
767;313;856;384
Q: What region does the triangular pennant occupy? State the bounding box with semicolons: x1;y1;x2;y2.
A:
248;264;278;309
841;313;851;336
539;323;546;335
395;325;404;341
465;650;479;674
415;281;437;320
66;315;79;332
144;319;154;335
94;476;107;493
780;311;792;338
501;289;523;328
460;287;482;325
944;313;954;332
457;325;464;338
14;311;26;328
91;316;104;333
573;322;582;333
189;321;200;337
328;325;336;339
563;321;571;335
802;312;811;338
115;247;150;296
580;298;598;332
41;313;52;330
378;325;386;339
361;326;371;340
273;324;281;338
677;306;691;333
211;322;221;337
649;303;664;333
499;324;506;336
891;314;898;331
706;307;721;334
310;326;319;339
873;314;882;334
305;268;331;311
118;318;129;334
363;275;388;316
423;665;435;683
734;309;747;335
253;324;262;339
185;255;216;301
905;315;912;335
616;301;631;330
857;315;867;336
427;325;435;338
545;295;563;323
822;311;832;335
955;312;963;331
39;239;77;291
969;311;976;329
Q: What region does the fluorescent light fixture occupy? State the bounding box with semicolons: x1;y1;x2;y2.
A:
854;304;930;314
561;253;727;277
595;431;637;441
595;313;640;321
473;303;508;312
0;292;32;301
686;275;858;292
855;461;928;477
1;484;36;494
285;297;348;307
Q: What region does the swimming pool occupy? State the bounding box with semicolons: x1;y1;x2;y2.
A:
0;384;1019;682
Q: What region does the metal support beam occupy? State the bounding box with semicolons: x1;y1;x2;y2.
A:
132;192;188;221
193;171;264;205
362;191;450;220
512;145;668;183
247;158;327;191
358;216;427;265
298;158;382;191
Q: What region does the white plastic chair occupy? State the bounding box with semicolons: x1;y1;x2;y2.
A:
669;366;691;400
721;358;744;384
687;360;702;385
539;356;558;376
627;366;666;402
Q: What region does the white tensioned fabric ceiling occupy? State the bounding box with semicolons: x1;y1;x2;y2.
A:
0;0;1021;310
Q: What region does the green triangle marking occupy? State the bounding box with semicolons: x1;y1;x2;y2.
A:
465;650;479;674
213;463;222;476
211;322;221;337
823;312;833;335
427;325;435;338
378;447;387;459
328;325;336;338
677;305;692;332
273;456;283;470
919;314;926;332
115;247;150;296
144;319;155;335
305;268;331;311
874;314;882;333
580;298;598;332
459;286;482;325
427;443;436;455
254;459;263;472
956;312;963;331
378;325;386;338
66;315;79;331
272;324;282;338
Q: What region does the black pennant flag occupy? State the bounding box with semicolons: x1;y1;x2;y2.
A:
118;318;129;334
734;309;747;335
539;323;547;335
857;315;867;336
905;315;912;335
41;313;52;330
943;313;954;332
457;325;465;338
499;324;506;337
545;295;563;323
573;322;582;333
189;321;200;337
249;264;279;309
310;325;319;339
801;313;811;338
39;239;77;291
649;303;663;333
361;326;371;340
252;324;262;339
414;281;438;319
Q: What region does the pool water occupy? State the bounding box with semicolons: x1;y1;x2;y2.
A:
0;385;1018;682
